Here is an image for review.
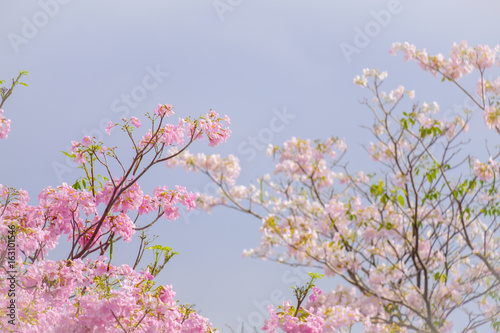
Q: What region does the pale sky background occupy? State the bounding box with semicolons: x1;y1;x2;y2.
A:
2;1;500;331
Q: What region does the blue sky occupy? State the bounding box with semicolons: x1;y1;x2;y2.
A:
2;0;500;331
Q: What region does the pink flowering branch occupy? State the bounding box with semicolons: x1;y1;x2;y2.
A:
0;70;28;139
63;107;229;261
0;70;28;109
0;98;227;331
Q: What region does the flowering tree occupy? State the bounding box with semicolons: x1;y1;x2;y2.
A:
0;71;230;332
171;42;500;332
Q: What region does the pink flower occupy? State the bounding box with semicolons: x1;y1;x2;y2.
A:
70;140;80;153
105;120;114;135
110;213;135;242
82;136;92;147
152;185;197;220
98;146;107;156
335;138;347;152
138;194;157;215
392;171;408;188
130;116;141;128
308;286;322;303
473;158;498;182
155;104;174;117
418;113;434;129
263;303;324;333
182;191;197;211
97;178;144;214
469;44;498;70
138;129;154;149
483;106;500;129
159;285;176;306
197;110;232;147
159;123;185;146
75;152;86;164
0;109;11;139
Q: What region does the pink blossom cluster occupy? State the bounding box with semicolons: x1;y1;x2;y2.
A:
269;136;345;189
38;182;98;248
367;141;397;162
298;284;416;333
483;105;500;130
0;256;214;332
473;158;499;182
263;301;324;333
135;109;230;150
102;107;230;153
0;188;212;332
389;41;500;79
0;176;199;254
137;119;187;149
158;120;187;146
1;184;212;331
262;286;388;333
353;68;388;87
0;109;11;139
389;41;500;133
378;85;414;104
152;185;197;220
418;102;469;139
477;76;500;98
166;149;241;187
97;178;144;214
70;136;95;164
154;103;175;117
165;150;242;212
195;110;231;147
353;69;415;106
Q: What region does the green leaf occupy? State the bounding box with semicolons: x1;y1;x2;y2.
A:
401;119;408;130
397;195;404;206
72;181;81;190
146;245;172;252
62;151;75;158
381;193;389;205
308;272;324;280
